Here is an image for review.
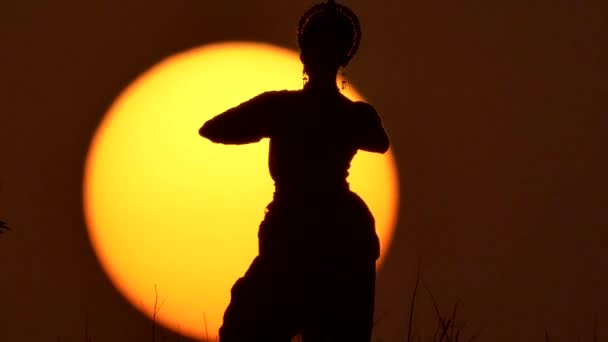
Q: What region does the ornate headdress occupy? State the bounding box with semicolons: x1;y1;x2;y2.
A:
297;0;362;67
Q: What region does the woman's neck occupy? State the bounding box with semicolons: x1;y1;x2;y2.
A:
304;76;340;95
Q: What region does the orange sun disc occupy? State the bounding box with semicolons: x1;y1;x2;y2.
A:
83;41;399;340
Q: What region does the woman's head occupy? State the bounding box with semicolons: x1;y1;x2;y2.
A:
298;0;361;79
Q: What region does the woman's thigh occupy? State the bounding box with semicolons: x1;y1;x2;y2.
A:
301;259;377;342
220;255;376;342
219;256;299;342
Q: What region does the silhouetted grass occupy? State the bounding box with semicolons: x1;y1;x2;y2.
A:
53;269;602;342
387;264;482;342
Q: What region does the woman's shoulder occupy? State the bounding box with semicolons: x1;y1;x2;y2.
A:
236;90;298;113
259;89;300;99
251;89;301;107
351;100;378;115
333;92;376;113
339;99;378;126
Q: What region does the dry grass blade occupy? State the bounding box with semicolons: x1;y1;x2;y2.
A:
373;309;390;329
593;313;598;342
448;300;461;340
407;263;422;342
424;280;449;341
203;313;209;341
84;312;92;342
151;284;165;342
152;285;158;342
438;319;452;342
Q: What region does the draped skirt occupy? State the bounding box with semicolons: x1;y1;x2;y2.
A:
219;190;379;342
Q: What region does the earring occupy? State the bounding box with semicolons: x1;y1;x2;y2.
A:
302;70;308;87
341;69;347;90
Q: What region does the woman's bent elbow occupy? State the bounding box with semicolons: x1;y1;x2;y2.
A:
371;133;390;153
375;138;390;153
362;137;389;153
379;140;390;153
199;122;215;141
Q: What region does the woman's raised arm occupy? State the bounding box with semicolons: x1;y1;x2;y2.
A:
199;92;275;144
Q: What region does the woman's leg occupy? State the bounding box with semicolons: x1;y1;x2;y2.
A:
219;256;299;342
301;259;377;342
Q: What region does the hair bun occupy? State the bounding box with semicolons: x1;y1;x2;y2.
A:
297;0;362;67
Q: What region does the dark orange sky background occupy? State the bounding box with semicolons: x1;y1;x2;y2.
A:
1;1;607;341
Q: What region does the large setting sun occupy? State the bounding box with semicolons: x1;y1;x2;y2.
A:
83;42;399;340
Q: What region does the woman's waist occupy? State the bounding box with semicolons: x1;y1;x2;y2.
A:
257;217;380;260
262;191;374;231
272;179;350;200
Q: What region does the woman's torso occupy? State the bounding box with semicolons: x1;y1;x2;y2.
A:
258;89;380;261
267;89;361;194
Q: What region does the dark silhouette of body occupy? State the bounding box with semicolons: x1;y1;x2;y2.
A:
200;1;389;341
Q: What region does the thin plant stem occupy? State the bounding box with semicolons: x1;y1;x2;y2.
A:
407;263;421;342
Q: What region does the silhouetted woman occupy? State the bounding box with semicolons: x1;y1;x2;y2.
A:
200;1;389;341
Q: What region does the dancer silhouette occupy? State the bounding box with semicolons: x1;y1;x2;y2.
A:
200;1;389;341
